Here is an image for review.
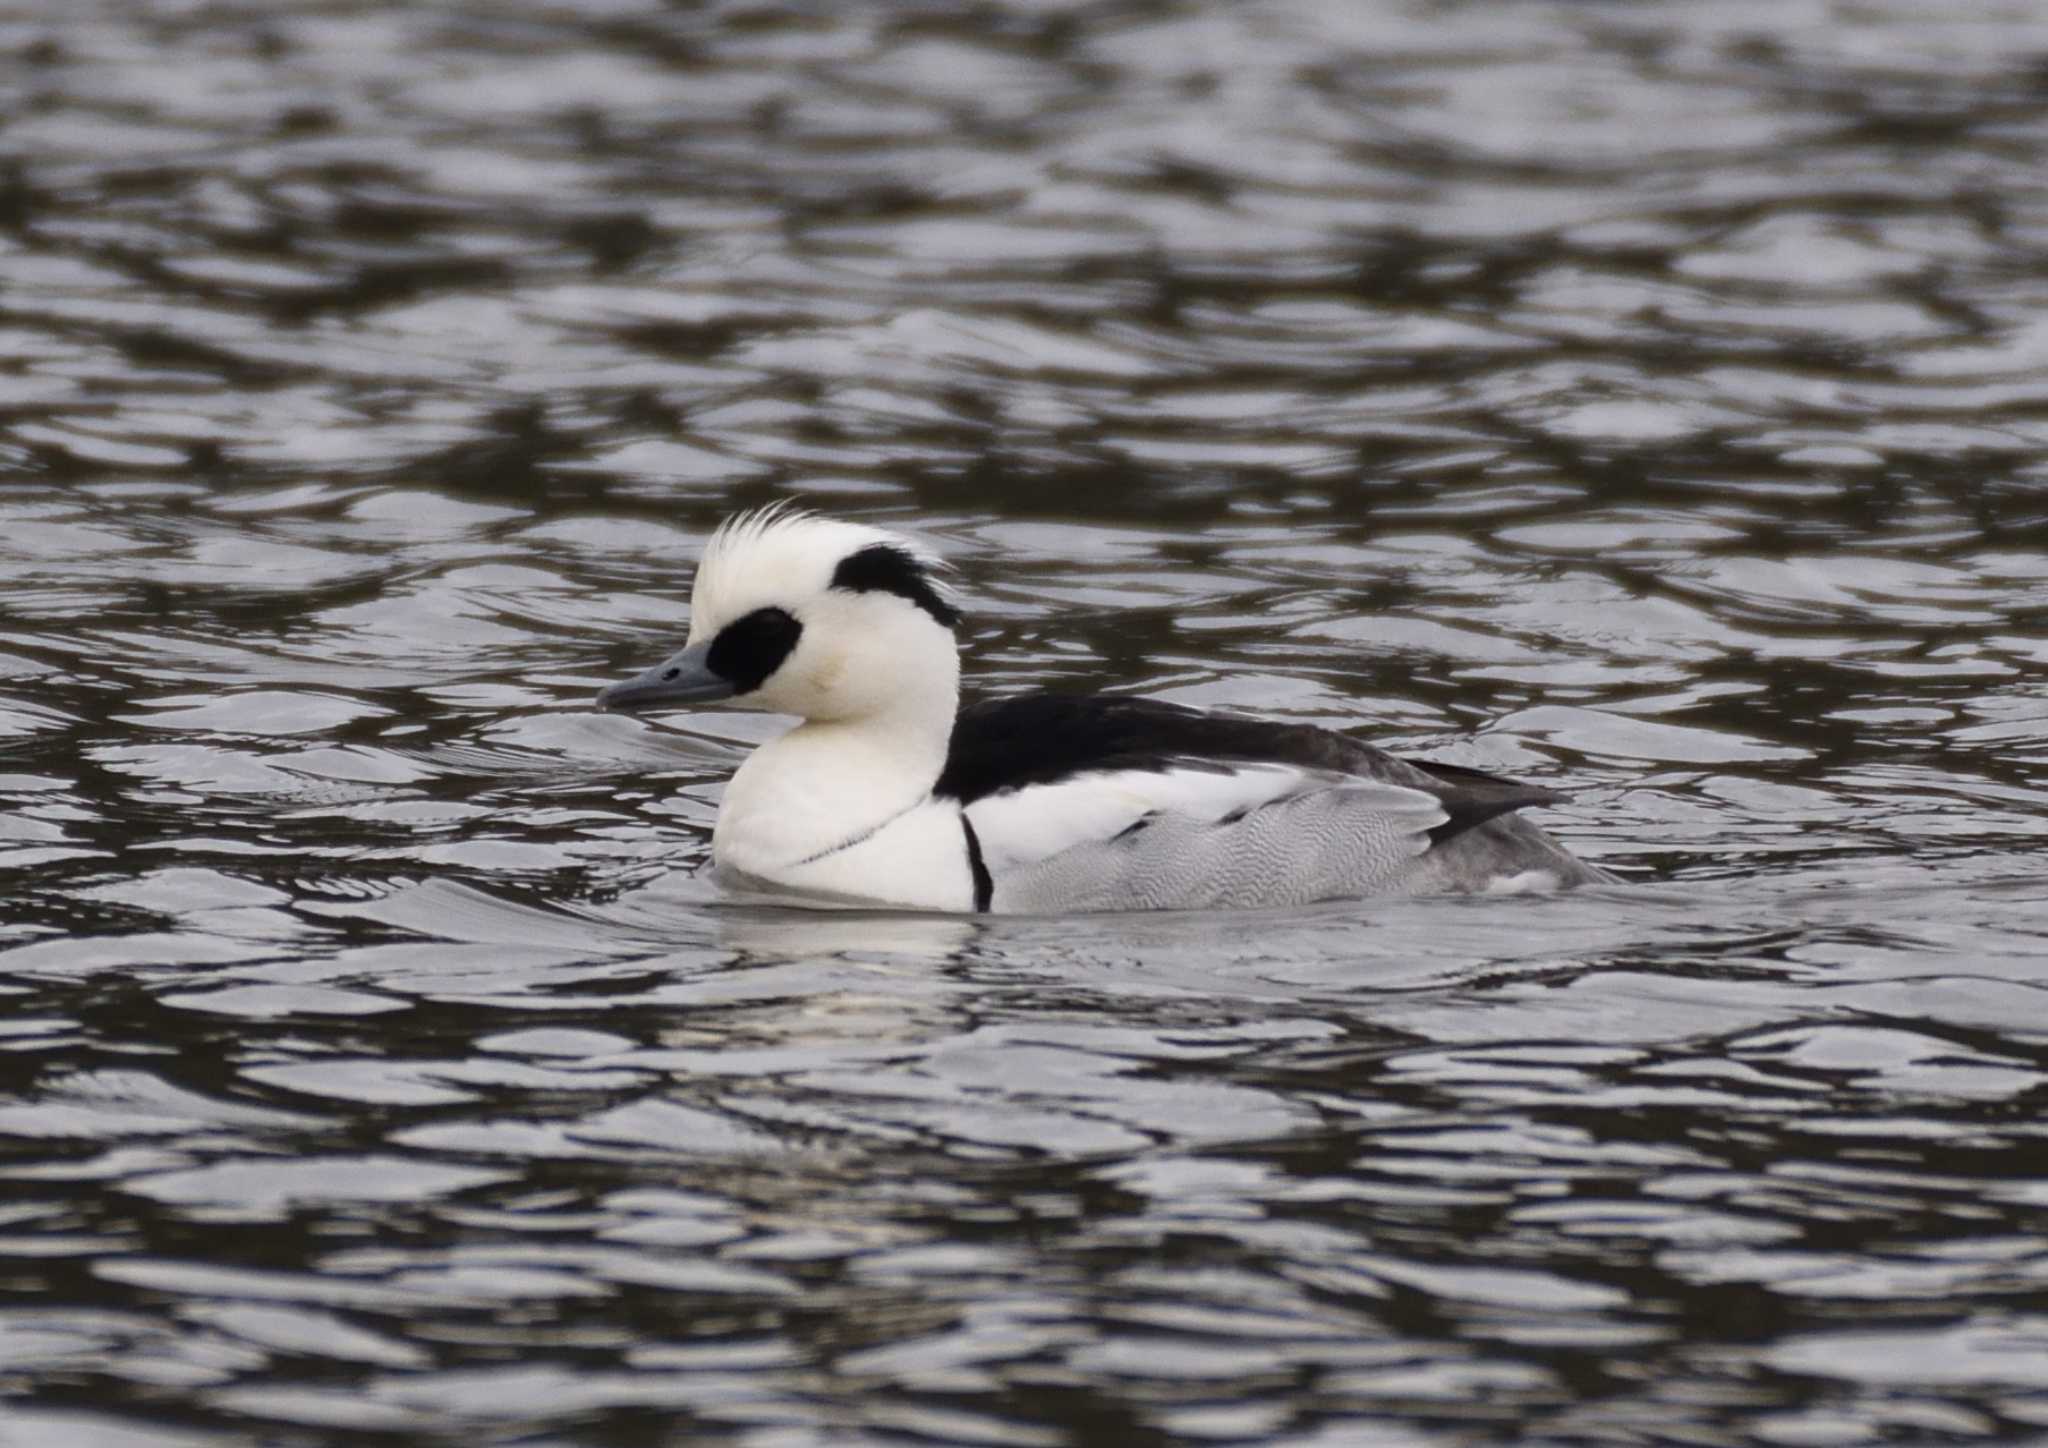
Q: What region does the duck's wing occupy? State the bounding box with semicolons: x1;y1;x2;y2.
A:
939;694;1563;804
964;758;1342;878
989;776;1443;912
941;695;1576;911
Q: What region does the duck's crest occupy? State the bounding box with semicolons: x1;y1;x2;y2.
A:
700;501;812;573
695;505;958;630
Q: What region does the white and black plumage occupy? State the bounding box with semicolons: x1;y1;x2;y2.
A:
597;508;1615;912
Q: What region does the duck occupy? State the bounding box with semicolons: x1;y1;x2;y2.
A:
596;507;1615;912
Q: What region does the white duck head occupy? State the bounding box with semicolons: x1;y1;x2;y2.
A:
597;507;962;729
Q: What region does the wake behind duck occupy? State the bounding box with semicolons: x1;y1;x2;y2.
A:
597;508;1614;912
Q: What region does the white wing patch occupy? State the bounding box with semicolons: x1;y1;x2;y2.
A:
964;763;1318;875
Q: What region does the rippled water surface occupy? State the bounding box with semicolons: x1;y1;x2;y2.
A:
8;2;2048;1444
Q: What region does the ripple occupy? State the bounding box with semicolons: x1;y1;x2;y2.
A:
126;1157;511;1213
7;1;2048;1444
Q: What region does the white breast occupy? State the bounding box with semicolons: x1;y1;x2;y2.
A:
716;798;977;912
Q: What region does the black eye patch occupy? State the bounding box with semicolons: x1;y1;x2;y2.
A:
830;544;959;628
706;607;802;694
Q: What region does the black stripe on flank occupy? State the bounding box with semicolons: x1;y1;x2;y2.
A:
705;606;801;694
961;814;992;912
830;543;959;628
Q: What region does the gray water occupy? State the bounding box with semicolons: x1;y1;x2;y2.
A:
6;2;2048;1444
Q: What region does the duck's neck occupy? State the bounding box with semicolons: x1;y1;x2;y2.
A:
713;679;958;873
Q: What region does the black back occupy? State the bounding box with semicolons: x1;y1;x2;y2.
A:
934;693;1561;851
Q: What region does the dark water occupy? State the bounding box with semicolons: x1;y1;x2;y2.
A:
7;2;2048;1444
